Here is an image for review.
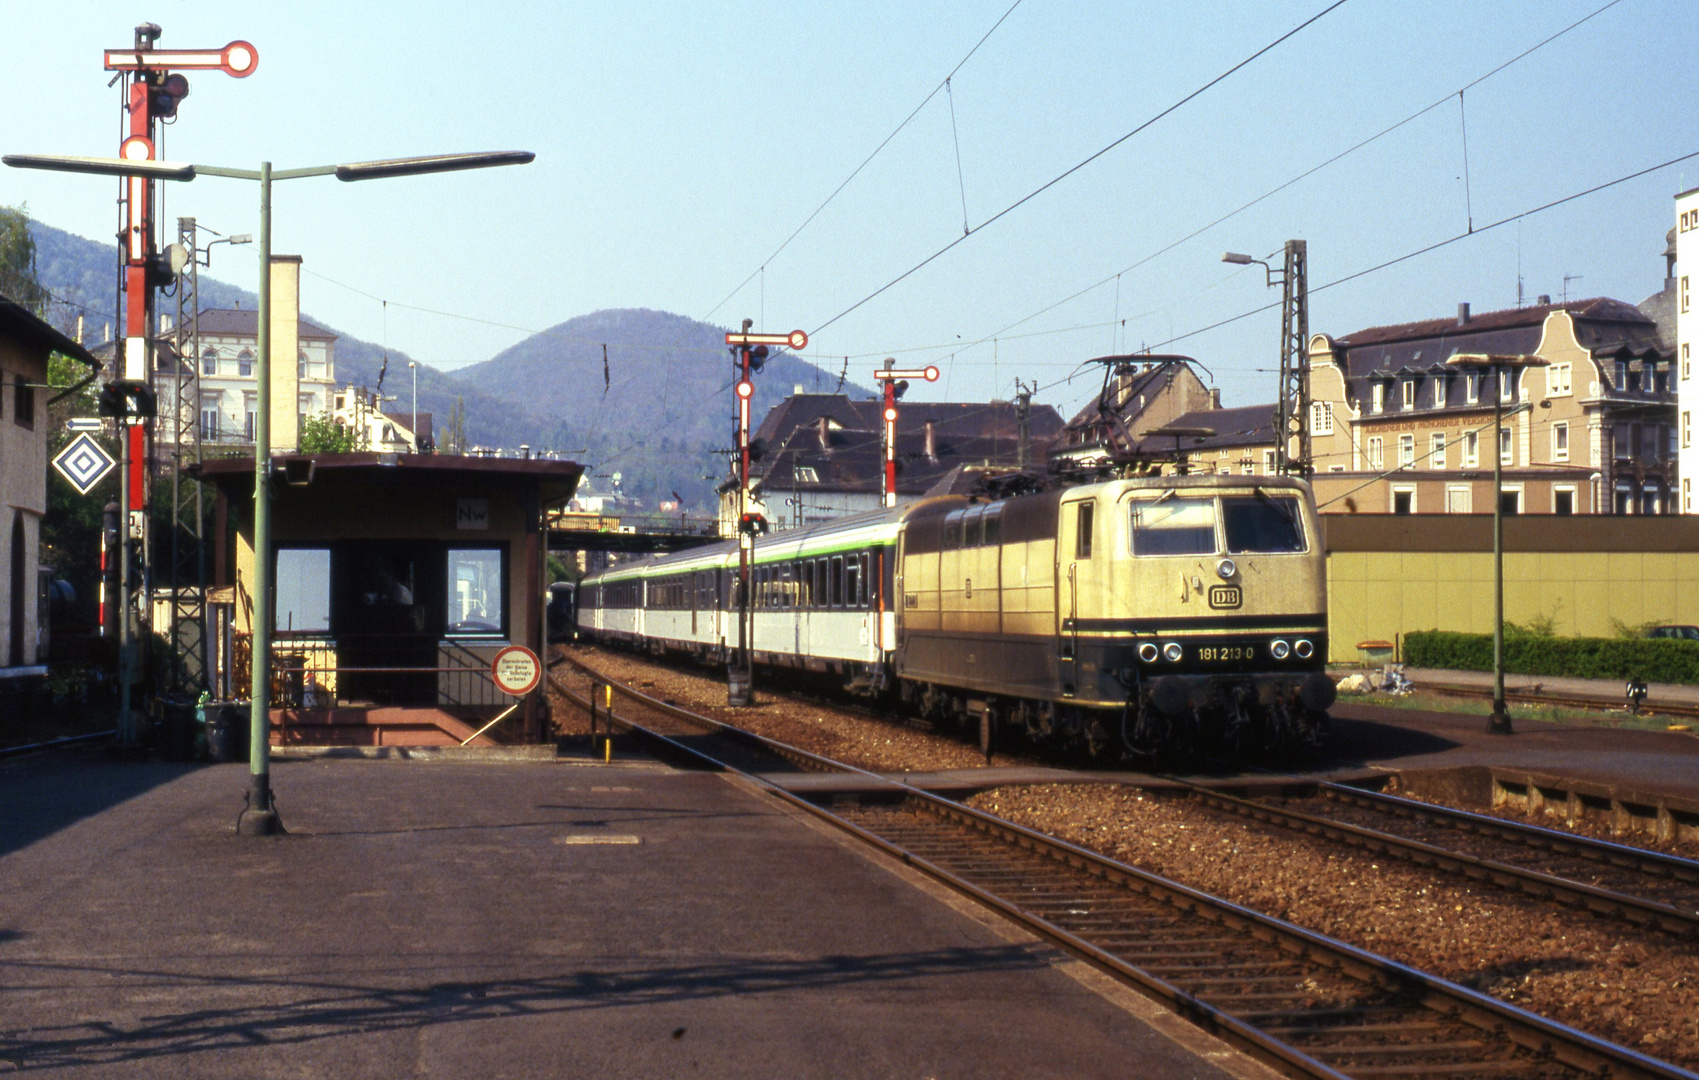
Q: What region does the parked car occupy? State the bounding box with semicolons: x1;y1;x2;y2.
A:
1645;625;1699;641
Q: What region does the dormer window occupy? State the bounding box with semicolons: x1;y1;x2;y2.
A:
1432;377;1445;408
1616;360;1628;390
1498;370;1514;403
1465;374;1479;404
1401;380;1415;410
1372;383;1385;414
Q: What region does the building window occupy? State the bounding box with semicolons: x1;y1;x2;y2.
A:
1548;363;1571;396
1615;484;1632;514
1499;426;1512;466
1432;377;1446;408
447;548;505;635
794;466;819;483
299;394;316;416
1642;486;1661;515
1498;370;1514;403
13;373;33;430
1614;423;1629;459
1261;449;1276;475
1553;487;1575;515
274;548;331;634
1463;430;1479;468
1554;421;1569;461
298;353;307;378
238;348;254;378
1465;374;1479;404
1615;360;1628;391
1683;274;1690;314
201;347;218;376
1391;487;1414;514
244;394;257;441
1372;383;1384;414
1401;380;1415;410
1684;344;1691;383
1398;433;1414;468
1446;485;1471;513
1310;401;1333;435
1499;487;1522;515
1367;436;1385;469
1430;432;1446;469
1686;478;1693;513
200;397;220;440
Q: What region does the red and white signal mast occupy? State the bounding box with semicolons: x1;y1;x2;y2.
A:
101;24;257;735
871;361;939;508
723;321;807;705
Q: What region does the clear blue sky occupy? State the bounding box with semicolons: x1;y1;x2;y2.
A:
7;0;1696;421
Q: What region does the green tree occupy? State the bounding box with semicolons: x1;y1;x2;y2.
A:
0;205;48;315
445;395;467;454
299;412;357;453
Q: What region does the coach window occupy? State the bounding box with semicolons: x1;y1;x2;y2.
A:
962;505;985;548
1076;502;1094;559
858;552;871;607
844;554;860;609
981;502;1003;546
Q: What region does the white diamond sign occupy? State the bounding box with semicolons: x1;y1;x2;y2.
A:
52;433;117;495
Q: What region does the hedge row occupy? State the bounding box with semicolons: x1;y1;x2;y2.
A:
1403;630;1699;685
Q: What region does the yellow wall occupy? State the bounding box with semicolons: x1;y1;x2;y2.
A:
1326;539;1699;662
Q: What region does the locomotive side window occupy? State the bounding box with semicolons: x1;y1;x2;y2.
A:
1076;502;1094;559
943;510;964;550
982;502;1003;545
1222;496;1306;553
963;505;984;548
1130;497;1216;556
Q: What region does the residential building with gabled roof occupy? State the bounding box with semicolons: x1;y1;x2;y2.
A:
1306;295;1675;515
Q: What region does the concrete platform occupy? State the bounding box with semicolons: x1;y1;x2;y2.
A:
0;750;1268;1079
1323;701;1699;801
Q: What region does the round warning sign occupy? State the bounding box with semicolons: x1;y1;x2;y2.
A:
491;645;541;696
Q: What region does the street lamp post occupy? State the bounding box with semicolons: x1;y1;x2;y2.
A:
6;148;533;833
409;360;418;449
1445;352;1549;735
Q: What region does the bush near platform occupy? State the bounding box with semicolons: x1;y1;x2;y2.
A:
1404;629;1699;685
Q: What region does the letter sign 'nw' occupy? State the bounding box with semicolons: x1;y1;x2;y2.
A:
457;498;489;530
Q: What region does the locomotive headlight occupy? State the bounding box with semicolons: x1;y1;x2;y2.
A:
1294;639;1314;659
1162;641;1183;662
1270;639;1291;660
1138;642;1159;663
1216;558;1237;580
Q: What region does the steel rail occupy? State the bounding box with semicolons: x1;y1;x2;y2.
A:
1414;679;1699;721
1173;779;1699;937
0;729;117;760
549;650;1696;1080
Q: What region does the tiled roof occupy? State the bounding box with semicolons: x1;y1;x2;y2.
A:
194;307;337;341
752;392;1060;448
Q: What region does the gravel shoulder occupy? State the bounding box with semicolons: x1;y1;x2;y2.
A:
967;783;1699;1069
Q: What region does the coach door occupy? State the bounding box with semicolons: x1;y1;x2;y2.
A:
1056;498;1094;697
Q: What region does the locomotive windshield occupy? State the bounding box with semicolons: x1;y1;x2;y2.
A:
1222;495;1306;553
1129;497;1216;555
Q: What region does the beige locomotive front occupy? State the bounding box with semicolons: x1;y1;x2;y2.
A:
896;475;1332;747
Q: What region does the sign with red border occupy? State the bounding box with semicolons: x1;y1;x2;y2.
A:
491;645;541;697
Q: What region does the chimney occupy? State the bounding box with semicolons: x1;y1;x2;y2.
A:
1209;388;1222;409
923;419;938;462
1537;294;1551;306
1457;302;1471;326
793;384;804;396
816;415;831;451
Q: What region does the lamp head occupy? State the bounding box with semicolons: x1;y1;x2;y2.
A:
1221;252;1255;265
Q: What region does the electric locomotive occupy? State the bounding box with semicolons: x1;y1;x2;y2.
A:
576;471;1334;758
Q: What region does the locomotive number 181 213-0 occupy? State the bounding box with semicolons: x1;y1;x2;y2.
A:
1196;645;1256;662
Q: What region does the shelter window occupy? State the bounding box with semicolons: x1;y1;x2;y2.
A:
275;548;331;634
1129;497;1215;557
1222;496;1306;553
13;374;32;430
446;549;503;635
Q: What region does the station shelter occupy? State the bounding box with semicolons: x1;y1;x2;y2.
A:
195;452;582;747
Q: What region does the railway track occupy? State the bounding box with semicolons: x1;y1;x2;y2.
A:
547;651;1695;1080
0;729;115;761
1174;779;1699;938
1414;680;1699;722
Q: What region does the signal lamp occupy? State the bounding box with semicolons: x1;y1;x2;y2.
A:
748;344;769;372
150;73;190;117
735;379;754;399
883;407;897;422
738;512;769;536
893;379;909;399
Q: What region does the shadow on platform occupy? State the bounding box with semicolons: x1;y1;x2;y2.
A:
0;752;201;861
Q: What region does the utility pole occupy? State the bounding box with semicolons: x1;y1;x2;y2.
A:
723;322;807;706
1222;240;1309;476
1015;378;1034;470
